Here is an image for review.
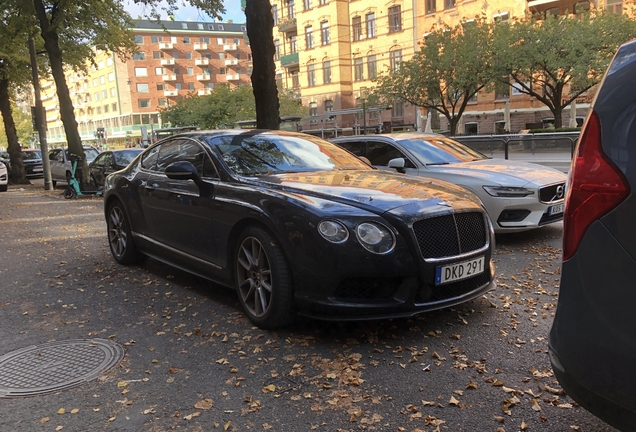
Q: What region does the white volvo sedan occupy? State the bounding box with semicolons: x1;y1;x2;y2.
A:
331;133;568;233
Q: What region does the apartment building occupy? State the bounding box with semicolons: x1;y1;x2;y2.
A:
41;20;252;148
272;0;616;136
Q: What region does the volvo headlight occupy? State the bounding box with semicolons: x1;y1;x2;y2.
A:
356;222;395;254
318;220;349;243
483;186;534;197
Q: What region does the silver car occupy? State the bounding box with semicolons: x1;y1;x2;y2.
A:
331;133;568;233
48;147;100;187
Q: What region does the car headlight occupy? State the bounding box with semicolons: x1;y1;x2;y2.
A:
318;220;349;243
356;222;395;254
482;186;535;197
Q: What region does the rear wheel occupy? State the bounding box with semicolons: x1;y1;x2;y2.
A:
235;226;294;329
107;201;141;264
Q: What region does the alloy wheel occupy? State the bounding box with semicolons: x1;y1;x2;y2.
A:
237;236;273;318
108;206;128;258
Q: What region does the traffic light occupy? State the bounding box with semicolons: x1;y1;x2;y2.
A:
95;127;105;139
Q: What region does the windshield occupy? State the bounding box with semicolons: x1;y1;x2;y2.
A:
397;137;487;165
115;150;142;165
22;150;42;160
209;133;371;176
84;148;100;161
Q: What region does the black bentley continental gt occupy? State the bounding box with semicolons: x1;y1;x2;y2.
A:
103;130;496;328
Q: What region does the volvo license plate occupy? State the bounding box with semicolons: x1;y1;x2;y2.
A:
548;203;564;215
435;256;485;285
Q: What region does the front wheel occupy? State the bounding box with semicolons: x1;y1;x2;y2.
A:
235;226;294;329
63;186;76;199
107;201;141;264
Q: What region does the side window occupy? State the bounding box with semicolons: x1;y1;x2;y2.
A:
100;153;114;167
155;140;184;172
366;141;415;168
141;145;161;170
155;139;218;178
49;150;59;161
336;140;364;156
57;151;65;162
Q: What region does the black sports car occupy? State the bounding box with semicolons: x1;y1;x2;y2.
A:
104;130;496;328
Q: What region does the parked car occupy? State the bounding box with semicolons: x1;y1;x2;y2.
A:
549;40;636;431
104;130;496;328
49;147;100;187
89;149;143;188
0;158;7;191
21;149;44;178
331;133;568;233
0;151;9;171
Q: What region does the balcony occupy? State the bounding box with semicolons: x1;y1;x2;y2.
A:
194;43;208;50
226;74;240;81
280;52;299;68
196;73;212;81
162;74;177;81
45;104;58;111
223;44;238;51
277;17;297;33
161;59;175;66
159;43;174;50
198;88;213;96
195;58;210;66
164;90;178;97
225;59;238;66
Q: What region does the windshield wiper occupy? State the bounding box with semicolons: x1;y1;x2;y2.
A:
426;162;450;166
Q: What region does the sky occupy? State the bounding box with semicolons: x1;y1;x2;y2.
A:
122;0;245;24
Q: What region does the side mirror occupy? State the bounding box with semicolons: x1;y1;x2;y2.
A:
388;157;406;173
165;161;202;186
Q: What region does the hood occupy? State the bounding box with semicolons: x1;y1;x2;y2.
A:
429;159;567;187
255;170;483;213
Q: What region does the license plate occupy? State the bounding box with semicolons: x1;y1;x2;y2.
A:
33;168;43;172
435;256;485;285
548;203;564;215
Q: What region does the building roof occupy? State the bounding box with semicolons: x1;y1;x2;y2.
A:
133;19;246;34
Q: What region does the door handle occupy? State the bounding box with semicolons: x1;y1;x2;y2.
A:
145;183;159;190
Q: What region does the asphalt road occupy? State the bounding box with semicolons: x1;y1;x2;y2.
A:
0;184;616;432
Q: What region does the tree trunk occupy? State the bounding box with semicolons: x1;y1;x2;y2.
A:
0;77;28;184
32;0;89;187
449;116;460;136
245;0;280;130
553;107;563;129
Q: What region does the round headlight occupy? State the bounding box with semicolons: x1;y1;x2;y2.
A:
318;220;349;243
356;222;395;254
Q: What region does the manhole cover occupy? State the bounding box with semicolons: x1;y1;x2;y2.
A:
0;339;124;398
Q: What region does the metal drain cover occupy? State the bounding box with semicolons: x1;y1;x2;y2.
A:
0;339;124;398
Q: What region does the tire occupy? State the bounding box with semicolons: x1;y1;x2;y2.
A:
63;186;76;199
235;226;294;329
0;184;7;192
107;201;141;265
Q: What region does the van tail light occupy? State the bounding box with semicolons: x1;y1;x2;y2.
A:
562;110;630;261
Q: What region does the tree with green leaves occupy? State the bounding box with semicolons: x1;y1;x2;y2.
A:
492;8;636;128
160;85;305;129
371;18;494;135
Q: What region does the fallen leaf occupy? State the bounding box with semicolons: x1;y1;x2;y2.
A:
531;399;542;411
262;384;276;393
70;408;79;414
224;420;232;431
194;399;213;410
449;396;460;406
494;416;505;423
40;417;50;424
117;381;127;388
521;421;528;430
57;408;65;415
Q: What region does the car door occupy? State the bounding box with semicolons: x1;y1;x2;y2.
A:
365;140;419;175
139;138;219;263
90;152;113;187
49;149;65;182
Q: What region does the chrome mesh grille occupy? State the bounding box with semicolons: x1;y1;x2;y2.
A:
413;212;486;259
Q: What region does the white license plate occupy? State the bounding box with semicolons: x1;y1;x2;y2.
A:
435;256;485;285
548;203;564;215
33;168;43;172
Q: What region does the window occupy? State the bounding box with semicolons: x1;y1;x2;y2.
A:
185;52;192;60
274;40;281;60
319;0;327;4
175;82;182;90
272;5;278;25
102;90;108;98
157;83;164;91
158;98;166;106
107;58;113;66
181;23;188;29
217;24;224;30
153;51;162;59
108;72;115;82
425;0;436;14
305;26;314;49
366;13;376;38
320;21;330;45
94;92;100;101
325;100;333;111
134;67;148;77
138;99;150;108
112;103;117;111
352;16;362;41
307;64;316;87
183;36;190;44
354;58;364;81
304;0;312;10
100;76;106;84
291;70;299;88
187;67;193;75
133;52;146;60
607;0;622;14
511;81;527;96
200;37;210;44
495;78;510;99
323;61;331;84
388;6;402;33
197;23;204;30
366;141;413;167
172;51;179;59
110;87;116;96
290;35;297;53
174;67;181;75
310;101;317;117
287;0;295;18
367;55;377;79
97;107;101;114
151;36;162;43
392;101;404;117
155;140;216;178
464;123;478;135
155;67;163;75
188;82;195;90
444;0;456;9
136;83;149;93
389;50;402;73
493;11;509;22
104;104;109;113
93;78;98;87
134;35;143;44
